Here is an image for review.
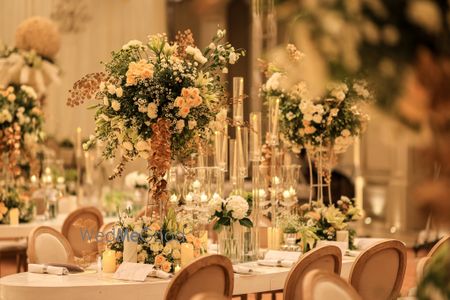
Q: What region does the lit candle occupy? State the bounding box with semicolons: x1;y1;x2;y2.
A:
185;192;193;203
102;250;116;273
170;194;178;203
192;180;201;190
200;193;208;203
282;190;291;199
9;208;19;225
289;187;296;196
249;112;261;161
272;176;280;185
258;189;267;198
174;264;181;273
180;243;194;267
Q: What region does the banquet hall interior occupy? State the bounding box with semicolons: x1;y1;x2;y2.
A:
0;0;449;299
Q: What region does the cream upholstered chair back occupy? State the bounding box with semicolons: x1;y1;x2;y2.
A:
27;226;74;264
303;270;362;300
190;293;228;300
349;239;407;300
283;245;342;300
164;254;234;300
97;222;115;253
428;235;450;257
62;206;103;258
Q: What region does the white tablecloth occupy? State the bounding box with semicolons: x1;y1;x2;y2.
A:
0;257;355;300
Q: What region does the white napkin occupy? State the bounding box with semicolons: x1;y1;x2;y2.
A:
279;260;296;268
233;265;254;274
257;259;281;267
345;250;360;257
264;250;301;261
149;269;173;279
28;264;69;275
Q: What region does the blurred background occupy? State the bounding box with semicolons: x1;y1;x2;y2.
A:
1;0;448;246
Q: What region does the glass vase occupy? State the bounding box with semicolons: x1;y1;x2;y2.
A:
219;223;242;264
306;145;334;205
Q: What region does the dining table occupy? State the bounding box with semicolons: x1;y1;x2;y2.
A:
0;256;357;300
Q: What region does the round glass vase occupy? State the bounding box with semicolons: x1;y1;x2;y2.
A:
218;222;242;264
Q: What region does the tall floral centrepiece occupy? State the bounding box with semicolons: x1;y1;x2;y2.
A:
67;30;243;217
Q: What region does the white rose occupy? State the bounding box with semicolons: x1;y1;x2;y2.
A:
147;102;158;119
266;72;282;90
122;39;143;50
135;140;150;151
229;52;237;64
208;42;216;49
222;67;228;74
99;81;106;90
341;129;351;137
286;112;295;121
111;100;121;111
312;114;323;124
208;193;223;214
226;195;249;220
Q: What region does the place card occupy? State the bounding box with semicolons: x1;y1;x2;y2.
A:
113;262;155;282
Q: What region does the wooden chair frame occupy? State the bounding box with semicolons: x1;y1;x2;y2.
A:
164;254;234;300
428;234;450;257
97;221;115;253
283;245;342;300
27;226;74;264
348;239;407;300
61;206;103;256
303;269;362;300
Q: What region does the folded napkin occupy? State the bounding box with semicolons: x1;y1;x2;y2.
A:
28;264;69;275
345;250;360;257
257;259;296;267
149;269;173;279
279;260;295;268
233;265;254;274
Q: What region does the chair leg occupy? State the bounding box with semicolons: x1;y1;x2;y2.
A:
271;291;277;300
240;295;248;300
255;293;262;300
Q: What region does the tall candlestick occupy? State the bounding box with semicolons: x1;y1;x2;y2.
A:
268;97;280;146
249;112;262;161
233;77;244;123
75;127;82;206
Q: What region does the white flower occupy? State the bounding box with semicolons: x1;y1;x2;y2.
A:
116;87;123;97
286;112;295;121
217;29;226;38
122;141;133;151
111;100;121;111
312;114;323;124
222;67;228;74
208;194;223;214
125;171;148;189
266;72;282;90
186;46;207;64
188;120;197;129
229;52;237;64
122;39;143;50
135;140;149;151
103;97;109;106
341;129;351;137
99;81;106;90
163;43;177;55
208;42;216;49
147;102;158;119
226;195;249;220
0;109;12;123
107;84;116;95
407;0;442;33
20;85;37;99
7;94;16;102
176;119;185;132
353;82;370;99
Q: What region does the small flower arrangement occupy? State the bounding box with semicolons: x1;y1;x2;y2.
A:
0;85;44;176
0;187;34;224
298;197;362;249
260;44;370;155
209;194;253;231
107;209;205;272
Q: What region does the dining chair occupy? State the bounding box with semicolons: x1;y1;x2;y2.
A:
348;239;407;300
27;226;74;264
61;206;103;258
428;234;450;257
97;221;115;253
0;239;28;275
164;254;234;300
190;293;228;300
302;269;362;300
283;245;342;300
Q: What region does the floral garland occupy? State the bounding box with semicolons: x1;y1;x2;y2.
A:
0;187;34;224
260;44;370;155
107;209;205;272
0;85;44;176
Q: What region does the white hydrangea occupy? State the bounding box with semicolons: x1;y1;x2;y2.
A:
208;193;223;214
225;195;249;220
185;46;207;64
265;72;282;91
20;85;37;99
0;109;13;123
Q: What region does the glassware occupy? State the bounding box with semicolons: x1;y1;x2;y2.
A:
218;222;242;264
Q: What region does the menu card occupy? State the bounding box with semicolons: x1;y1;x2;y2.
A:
113;262;155;282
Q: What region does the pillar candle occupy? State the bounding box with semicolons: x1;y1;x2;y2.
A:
181;243;194;267
102;250;116;273
336;230;349;243
9;208;19;225
123;240;137;263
